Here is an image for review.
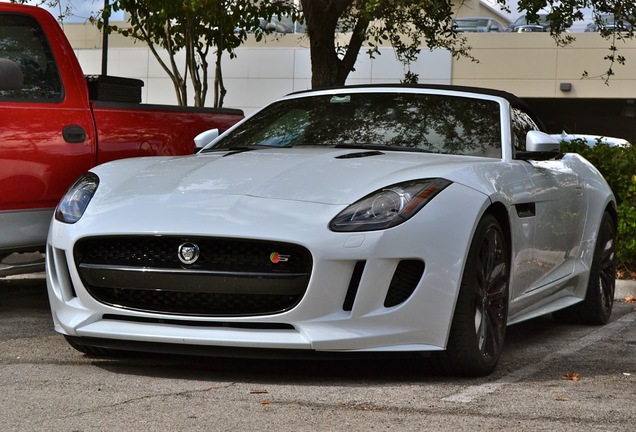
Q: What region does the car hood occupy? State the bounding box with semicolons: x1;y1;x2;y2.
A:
93;147;493;206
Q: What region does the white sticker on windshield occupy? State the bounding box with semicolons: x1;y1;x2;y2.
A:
330;95;351;103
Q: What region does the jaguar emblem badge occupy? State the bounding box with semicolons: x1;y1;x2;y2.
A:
178;242;200;265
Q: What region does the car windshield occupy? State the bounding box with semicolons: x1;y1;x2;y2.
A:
207;92;502;157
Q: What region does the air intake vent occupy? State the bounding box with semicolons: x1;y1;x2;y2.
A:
384;260;424;307
343;261;366;311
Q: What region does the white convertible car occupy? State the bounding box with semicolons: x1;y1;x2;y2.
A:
46;85;617;376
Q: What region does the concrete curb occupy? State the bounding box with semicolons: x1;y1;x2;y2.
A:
616;279;636;300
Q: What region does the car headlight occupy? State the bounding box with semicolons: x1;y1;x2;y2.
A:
55;172;99;224
329;178;452;232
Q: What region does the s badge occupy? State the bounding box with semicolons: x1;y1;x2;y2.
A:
270;252;290;263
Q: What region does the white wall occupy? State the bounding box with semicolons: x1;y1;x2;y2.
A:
75;46;452;114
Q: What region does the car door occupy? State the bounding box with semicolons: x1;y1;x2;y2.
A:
509;108;586;295
522;159;586;289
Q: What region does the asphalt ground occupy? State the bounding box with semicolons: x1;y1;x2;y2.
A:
1;273;636;431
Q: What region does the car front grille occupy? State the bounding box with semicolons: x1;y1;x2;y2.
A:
74;236;312;316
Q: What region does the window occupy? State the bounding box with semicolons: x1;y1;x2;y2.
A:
0;13;63;101
511;108;539;152
209;92;502;158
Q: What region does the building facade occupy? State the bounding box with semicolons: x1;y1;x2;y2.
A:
60;1;636;141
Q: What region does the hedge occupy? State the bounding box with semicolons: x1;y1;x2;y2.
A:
560;140;636;272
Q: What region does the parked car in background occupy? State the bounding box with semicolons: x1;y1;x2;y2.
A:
584;14;634;32
259;17;293;33
46;84;617;377
551;132;631;147
514;25;547;32
452;17;505;32
506;14;551;31
507;13;575;32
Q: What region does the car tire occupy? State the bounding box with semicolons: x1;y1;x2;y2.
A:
553;211;616;325
438;213;510;377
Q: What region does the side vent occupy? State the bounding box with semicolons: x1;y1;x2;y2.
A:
384;260;425;307
343;261;366;311
47;245;77;299
515;202;536;218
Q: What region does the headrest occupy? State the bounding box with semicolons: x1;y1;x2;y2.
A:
0;58;24;91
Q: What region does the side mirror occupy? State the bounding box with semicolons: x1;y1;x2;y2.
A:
0;58;23;91
526;130;561;152
516;131;561;161
194;128;219;150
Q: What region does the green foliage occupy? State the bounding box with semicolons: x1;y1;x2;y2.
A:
561;140;636;266
617;178;636;265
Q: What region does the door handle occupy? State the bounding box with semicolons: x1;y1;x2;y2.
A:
62;125;87;143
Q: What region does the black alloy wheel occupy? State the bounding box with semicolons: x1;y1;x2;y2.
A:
439;213;510;377
553;211;616;325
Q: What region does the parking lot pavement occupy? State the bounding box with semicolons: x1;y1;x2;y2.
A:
1;273;636;431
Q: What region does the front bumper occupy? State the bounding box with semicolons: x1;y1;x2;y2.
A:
46;185;488;354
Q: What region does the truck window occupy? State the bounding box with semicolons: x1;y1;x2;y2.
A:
0;13;62;101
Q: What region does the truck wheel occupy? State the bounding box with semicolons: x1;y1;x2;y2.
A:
438;214;510;377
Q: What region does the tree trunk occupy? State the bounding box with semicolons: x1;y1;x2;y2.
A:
307;18;342;87
214;48;226;108
301;0;369;89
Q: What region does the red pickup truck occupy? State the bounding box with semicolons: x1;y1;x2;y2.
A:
0;3;244;276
